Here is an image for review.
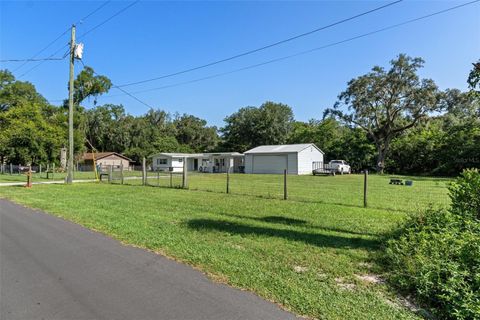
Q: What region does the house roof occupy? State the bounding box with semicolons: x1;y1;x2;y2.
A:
150;153;206;158
150;152;244;158
206;152;243;157
244;143;324;154
81;152;132;162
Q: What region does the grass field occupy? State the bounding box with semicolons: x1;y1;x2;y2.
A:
0;179;433;319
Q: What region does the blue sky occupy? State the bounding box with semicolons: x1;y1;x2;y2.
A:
1;0;479;127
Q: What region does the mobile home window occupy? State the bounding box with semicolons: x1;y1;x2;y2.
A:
157;158;167;165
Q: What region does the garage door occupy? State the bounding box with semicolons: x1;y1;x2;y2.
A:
252;155;287;174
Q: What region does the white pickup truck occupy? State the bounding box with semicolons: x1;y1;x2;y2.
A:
328;160;351;174
312;160;351;175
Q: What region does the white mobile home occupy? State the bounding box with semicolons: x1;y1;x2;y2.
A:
244;143;324;175
150;152;244;173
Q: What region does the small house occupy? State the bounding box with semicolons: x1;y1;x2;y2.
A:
81;152;132;170
150;152;244;173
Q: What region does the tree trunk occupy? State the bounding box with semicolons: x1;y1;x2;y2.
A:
376;138;391;174
376;149;386;174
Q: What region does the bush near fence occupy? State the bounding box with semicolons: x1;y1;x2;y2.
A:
385;169;480;319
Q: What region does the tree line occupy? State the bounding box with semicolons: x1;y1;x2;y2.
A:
1;54;478;175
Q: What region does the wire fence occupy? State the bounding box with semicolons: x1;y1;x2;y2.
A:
0;163;99;182
0;163;452;212
111;167;451;212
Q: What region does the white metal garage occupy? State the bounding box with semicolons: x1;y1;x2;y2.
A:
244;143;324;175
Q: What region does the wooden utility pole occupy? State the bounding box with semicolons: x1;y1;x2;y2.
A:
66;25;76;184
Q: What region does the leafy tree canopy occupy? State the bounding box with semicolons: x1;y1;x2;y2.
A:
326;54;441;173
221;101;294;151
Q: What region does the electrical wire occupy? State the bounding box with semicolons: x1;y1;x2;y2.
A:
12;1;110;74
77;1;139;40
17;1;127;78
116;0;403;88
10;28;70;72
1;57;65;62
95;0;480;98
78;60;154;109
76;1;111;24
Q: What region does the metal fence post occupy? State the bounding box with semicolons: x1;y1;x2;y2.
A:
52;163;55;180
10;163;13;175
108;165;113;183
182;157;188;189
142;157;146;186
226;166;230;194
157;169;160;187
363;170;368;208
120;163;124;185
284;169;287;200
170;171;173;188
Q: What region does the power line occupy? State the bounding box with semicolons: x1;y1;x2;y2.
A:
77;1;139;40
76;1;111;24
1;57;65;62
96;0;480;98
78;60;153;109
17;0;130;78
116;0;403;88
18;47;70;78
12;1;111;74
10;28;70;73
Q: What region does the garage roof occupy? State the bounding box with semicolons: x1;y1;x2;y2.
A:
244;143;324;154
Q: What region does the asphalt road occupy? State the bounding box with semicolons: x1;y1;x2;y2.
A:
0;199;296;320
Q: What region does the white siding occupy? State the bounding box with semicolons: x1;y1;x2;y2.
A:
170;158;185;172
297;146;324;175
151;156;184;172
245;154;254;173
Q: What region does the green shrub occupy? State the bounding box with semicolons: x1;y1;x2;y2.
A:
449;168;480;221
386;169;480;319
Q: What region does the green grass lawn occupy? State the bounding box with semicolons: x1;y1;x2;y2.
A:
0;181;427;319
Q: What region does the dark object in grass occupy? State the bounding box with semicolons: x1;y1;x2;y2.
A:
389;179;404;185
405;180;413;186
260;216;307;225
